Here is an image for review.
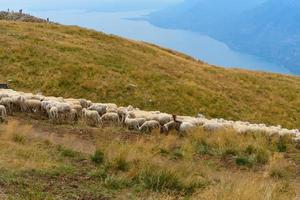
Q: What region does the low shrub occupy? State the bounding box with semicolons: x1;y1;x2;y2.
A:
91;149;105;165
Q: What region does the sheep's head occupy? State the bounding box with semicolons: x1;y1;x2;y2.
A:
82;108;87;115
160;125;168;134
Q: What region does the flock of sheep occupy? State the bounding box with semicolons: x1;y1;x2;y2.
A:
0;89;300;142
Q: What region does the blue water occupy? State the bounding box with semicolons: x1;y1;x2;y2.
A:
17;9;293;74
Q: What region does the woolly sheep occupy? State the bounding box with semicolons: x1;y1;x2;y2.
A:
71;104;83;116
179;122;195;133
68;108;78;123
11;95;26;112
203;122;224;132
124;117;140;131
49;106;59;121
100;112;120;125
24;99;42;113
88;104;107;116
0;105;7;122
0;97;13;113
152;113;172;126
139;120;160;133
82;108;101;127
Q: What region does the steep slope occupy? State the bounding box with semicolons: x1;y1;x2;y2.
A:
1;20;300;128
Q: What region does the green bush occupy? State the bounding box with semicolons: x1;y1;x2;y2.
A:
114;156;129;172
135;166;206;194
171;148;184;160
277;137;288;152
136;168;182;192
59;147;77;158
235;156;254;167
255;148;269;165
91;150;105;165
104;175;130;190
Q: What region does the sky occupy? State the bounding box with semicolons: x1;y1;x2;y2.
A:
1;0;183;11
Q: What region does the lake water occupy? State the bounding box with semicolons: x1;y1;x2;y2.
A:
30;9;292;74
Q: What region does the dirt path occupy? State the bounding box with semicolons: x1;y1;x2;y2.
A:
6;115;140;155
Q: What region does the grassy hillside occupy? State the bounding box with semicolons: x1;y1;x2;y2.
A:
1;20;300;128
0;116;299;199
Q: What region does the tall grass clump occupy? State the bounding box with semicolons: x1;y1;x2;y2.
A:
134;165;209;195
187;128;280;167
91;149;105;165
268;154;296;179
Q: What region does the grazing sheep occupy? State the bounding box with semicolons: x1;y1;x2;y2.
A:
0;97;13;114
160;121;181;134
78;99;89;108
136;118;147;126
106;107;118;113
100;112;120;125
179;122;195;133
11;95;26;112
24;99;42;113
82;108;101;127
0;105;7;122
139;120;160;133
0;93;9;100
71;104;83;116
68;108;78;123
196;113;205;118
124;117;140;131
55;103;71;113
49;107;59;121
117;106;128;123
88;104;107;116
152;113;172;126
203;122;224;132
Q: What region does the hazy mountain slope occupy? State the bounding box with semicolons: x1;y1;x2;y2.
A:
1;20;300;128
225;0;300;74
148;0;266;34
148;0;300;74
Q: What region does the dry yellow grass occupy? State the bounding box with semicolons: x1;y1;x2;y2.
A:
0;116;299;199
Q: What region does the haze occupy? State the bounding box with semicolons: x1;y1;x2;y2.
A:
1;0;183;11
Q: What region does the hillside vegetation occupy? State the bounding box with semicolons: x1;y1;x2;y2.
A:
1;20;300;128
0;116;299;199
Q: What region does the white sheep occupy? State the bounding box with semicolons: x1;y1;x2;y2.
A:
24;99;42;113
0;97;13;114
49;107;59;121
139;120;160;133
100;112;120;125
68;108;78;123
203;122;224;132
11;95;26;112
180;122;195;133
71;104;83;116
0;105;7;122
124;117;140;131
82;108;101;127
78;99;89;108
88;104;107;116
152;113;172;126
